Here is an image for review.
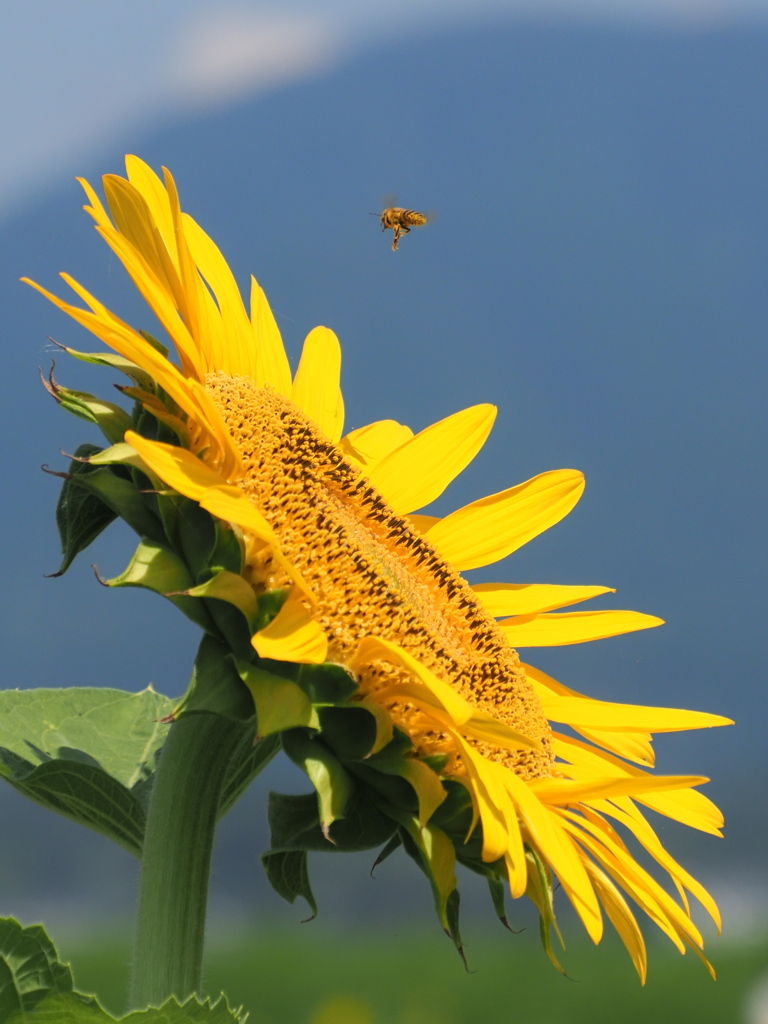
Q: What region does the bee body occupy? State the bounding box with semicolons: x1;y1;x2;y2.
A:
379;207;427;250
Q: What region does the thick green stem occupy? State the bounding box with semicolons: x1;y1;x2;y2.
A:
130;711;243;1009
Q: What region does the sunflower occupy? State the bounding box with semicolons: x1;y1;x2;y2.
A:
26;156;732;982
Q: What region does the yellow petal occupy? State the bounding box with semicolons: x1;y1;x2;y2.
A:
353;637;538;752
574;727;655;767
353;636;472;725
499;609;664;647
124;155;178;267
637;788;725;836
52;277;235;472
78;176;113;232
124;431;234;497
595;796;721;931
250;276;292;397
531;773;708;805
162;167;210;358
472;582;614;617
102;174;180;306
485;761;526;894
251;590;328;664
583;859;647;983
552;733;725;835
503;772;603;942
366;404;496;515
199;486;278;544
407;514;441;533
559;809;704;951
182;212;253;377
524;662;656;765
394;758;447;828
533;692;732;734
292;326;345;442
101;175;157;259
339;420;413;468
452;738;512;863
425;469;584;571
75;220;206;382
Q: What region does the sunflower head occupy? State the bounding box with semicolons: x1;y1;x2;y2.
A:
28;156;733;981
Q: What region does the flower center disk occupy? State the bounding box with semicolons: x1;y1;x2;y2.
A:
205;372;554;780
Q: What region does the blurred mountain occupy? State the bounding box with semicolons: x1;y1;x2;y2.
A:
1;20;766;920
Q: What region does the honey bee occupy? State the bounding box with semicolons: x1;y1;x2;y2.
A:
378;207;427;251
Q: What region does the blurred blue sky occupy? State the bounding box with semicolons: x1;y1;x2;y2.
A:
4;0;768;214
1;1;767;941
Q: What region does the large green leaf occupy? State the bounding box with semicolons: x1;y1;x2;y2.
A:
0;917;73;1021
0;688;174;857
0;919;246;1024
120;996;246;1023
11;992;247;1024
5;992;109;1023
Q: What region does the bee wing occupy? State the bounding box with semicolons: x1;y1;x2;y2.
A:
378;193;398;210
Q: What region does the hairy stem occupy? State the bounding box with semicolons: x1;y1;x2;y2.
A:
130;711;243;1009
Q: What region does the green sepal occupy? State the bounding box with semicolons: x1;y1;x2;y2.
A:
174;499;218;579
342;730;420;811
421;752;451;773
0;687;174;856
453;854;515;932
61;346;156;390
252;588;289;631
176;636;255;721
353;702;394;754
50;444;118;576
316;706;377;761
209;523;244;576
486;873;512;931
184;571;259;629
396;815;464;963
237;661;319;737
45;374;133;446
86;442;149;471
281;730;352;836
365;747;446;828
295;663;358;705
67;464;165;545
139;330;170;357
370;833;402;876
267;788;396;852
102;540;215;632
260;850;318;920
525;845;566;974
429;779;483;859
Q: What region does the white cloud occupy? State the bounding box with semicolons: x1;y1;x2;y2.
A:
2;0;768;219
170;10;344;107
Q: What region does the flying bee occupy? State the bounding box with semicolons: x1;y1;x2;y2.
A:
377;206;428;251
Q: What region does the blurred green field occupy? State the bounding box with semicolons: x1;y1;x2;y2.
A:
54;924;768;1024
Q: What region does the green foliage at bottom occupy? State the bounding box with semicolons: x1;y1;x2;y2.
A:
52;925;768;1024
0;920;244;1024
